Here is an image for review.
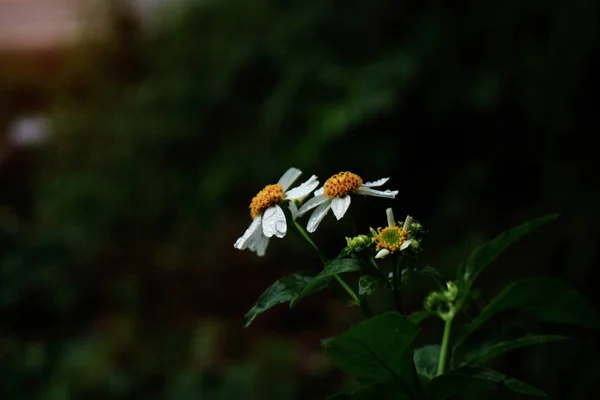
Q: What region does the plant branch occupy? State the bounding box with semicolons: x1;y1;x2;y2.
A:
293;220;360;306
437;318;453;376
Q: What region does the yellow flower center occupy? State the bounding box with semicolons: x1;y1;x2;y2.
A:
374;224;409;253
323;171;363;198
249;184;284;219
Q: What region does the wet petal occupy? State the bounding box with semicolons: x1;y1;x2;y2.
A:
298;195;329;216
288;202;299;220
375;249;390;259
277;167;302;191
364;177;389;187
250;234;270;256
284;175;319;200
234;216;262;250
355;186;398;199
262;205;287;238
331;195;351;220
307;202;332;233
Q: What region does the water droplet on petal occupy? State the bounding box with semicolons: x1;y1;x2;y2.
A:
276;220;286;233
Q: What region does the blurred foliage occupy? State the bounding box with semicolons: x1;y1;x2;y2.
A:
1;0;599;398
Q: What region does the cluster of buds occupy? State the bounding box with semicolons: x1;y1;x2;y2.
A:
345;234;373;252
424;281;459;321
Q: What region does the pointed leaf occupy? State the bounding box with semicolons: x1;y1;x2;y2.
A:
291;258;361;307
333;346;424;400
460;214;558;288
349;349;424;399
426;366;546;399
328;382;411;400
460;334;569;366
455;277;600;351
244;271;317;327
324;311;419;384
408;310;432;325
413;345;440;381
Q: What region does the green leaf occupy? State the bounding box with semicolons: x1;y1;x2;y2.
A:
454;277;600;352
460;214;558;289
408;310;432;325
416;266;445;289
328;382;411;400
358;275;377;298
324;311;419;385
459;334;569;366
413;345;440;381
358;275;379;316
291;258;361;307
244;271;317;327
425;367;546;399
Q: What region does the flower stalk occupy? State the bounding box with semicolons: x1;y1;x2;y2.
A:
292;221;359;305
437;318;453;376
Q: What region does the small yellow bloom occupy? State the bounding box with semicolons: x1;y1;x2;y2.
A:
374;208;413;259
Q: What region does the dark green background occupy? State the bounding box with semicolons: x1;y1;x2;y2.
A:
1;0;598;398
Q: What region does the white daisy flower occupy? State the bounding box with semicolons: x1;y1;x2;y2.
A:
297;171;398;233
373;209;413;259
234;167;319;256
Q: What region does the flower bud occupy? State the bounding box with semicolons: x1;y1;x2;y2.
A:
345;234;373;251
423;280;459;321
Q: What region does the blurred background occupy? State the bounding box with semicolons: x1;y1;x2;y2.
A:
1;0;599;398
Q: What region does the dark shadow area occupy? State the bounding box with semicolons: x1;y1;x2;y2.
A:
1;0;598;398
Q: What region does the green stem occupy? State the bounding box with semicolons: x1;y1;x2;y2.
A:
367;256;388;282
392;256;403;313
437;318;453;376
359;297;374;317
293;221;327;263
293;221;359;305
334;275;360;304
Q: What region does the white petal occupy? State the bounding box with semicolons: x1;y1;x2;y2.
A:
249;234;270;256
297;195;329;216
284;175;319;200
306;202;332;233
364;177;390;187
355;186;398;199
262;205;287;238
331;195;351;220
245;229;267;253
400;240;412;251
375;249;390;259
314;187;324;196
288;202;299;220
402;215;413;233
277;167;302;191
386;208;395;227
233;216;262;250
